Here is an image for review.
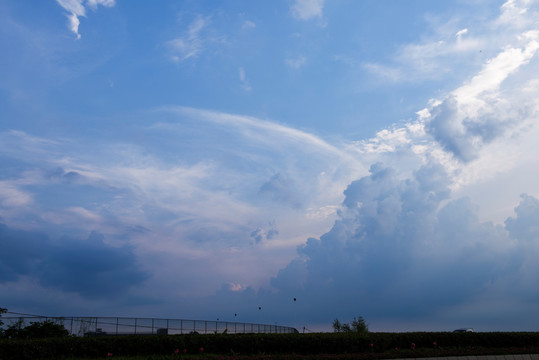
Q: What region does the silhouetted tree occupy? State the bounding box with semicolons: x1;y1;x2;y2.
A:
0;307;6;337
332;316;368;334
351;316;368;334
332;318;342;332
5;319;69;339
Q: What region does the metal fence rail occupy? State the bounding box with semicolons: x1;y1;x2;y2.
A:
1;313;298;336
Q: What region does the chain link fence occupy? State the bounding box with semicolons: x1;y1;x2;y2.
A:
2;313;298;336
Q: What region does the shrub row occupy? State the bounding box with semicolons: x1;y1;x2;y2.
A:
1;331;539;360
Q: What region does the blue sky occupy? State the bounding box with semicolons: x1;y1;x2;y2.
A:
1;0;539;332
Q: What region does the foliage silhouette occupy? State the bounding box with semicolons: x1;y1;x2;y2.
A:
4;319;69;339
0;307;6;337
333;316;368;334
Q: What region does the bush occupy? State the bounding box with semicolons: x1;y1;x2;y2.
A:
333;316;369;334
1;331;539;360
4;320;69;339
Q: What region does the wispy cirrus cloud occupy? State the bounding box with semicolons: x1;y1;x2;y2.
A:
285;56;307;70
363;28;484;82
241;20;256;30
86;0;115;10
238;67;252;91
167;15;212;62
363;0;539;83
0;181;33;208
291;0;325;21
496;0;536;29
159;106;356;163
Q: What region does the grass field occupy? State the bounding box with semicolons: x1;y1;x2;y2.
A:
1;332;539;360
54;350;539;360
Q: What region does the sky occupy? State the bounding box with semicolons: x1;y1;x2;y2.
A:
1;0;539;332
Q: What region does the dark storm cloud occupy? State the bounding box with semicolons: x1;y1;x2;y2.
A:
0;224;50;281
0;224;148;298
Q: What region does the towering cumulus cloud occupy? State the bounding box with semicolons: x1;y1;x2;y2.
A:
270;163;538;329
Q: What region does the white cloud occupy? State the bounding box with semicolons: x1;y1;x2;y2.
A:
357;47;539;188
67;13;81;39
0;181;33;208
242;20;256;30
56;0;85;16
355;3;539;173
454;30;539;110
455;28;468;38
358;127;412;154
168;15;211;62
363;34;483;83
56;0;85;39
285;56;307;70
496;0;534;29
344;2;539;231
238;67;252;91
291;0;325;20
56;0;115;39
161;106;356;163
86;0;115;10
421;30;539;163
396;36;483;78
362;62;404;82
362;1;537;83
67;206;102;222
